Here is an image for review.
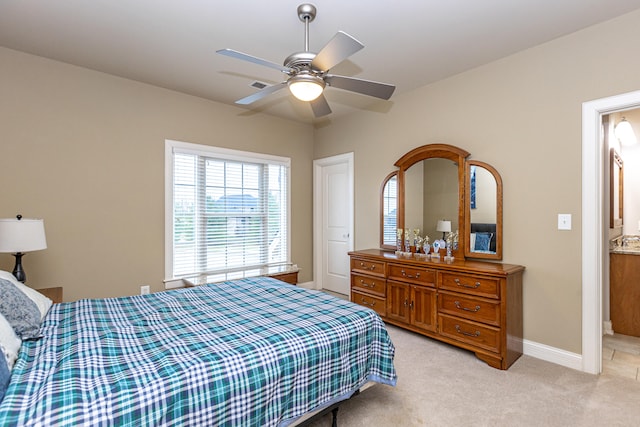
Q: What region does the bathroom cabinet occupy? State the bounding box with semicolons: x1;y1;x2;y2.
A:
610;252;640;337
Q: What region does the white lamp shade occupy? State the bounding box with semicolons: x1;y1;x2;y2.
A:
436;220;452;233
0;218;47;253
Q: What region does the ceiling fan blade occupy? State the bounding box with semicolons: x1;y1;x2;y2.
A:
325;74;395;100
310;94;332;118
235;82;288;105
311;31;364;72
217;48;292;74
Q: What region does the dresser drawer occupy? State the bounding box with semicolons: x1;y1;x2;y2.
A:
351;273;386;297
438;314;500;353
439;272;500;299
351;258;386;278
388;264;436;287
352;290;386;317
438;291;500;326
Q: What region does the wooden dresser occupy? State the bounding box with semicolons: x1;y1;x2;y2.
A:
350;249;524;370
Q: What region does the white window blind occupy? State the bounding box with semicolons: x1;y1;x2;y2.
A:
166;141;289;280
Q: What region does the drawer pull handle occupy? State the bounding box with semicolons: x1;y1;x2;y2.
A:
401;269;420;279
455;325;480;337
454;278;480;289
360;298;376;307
454;301;481;312
359;262;376;271
359;279;375;288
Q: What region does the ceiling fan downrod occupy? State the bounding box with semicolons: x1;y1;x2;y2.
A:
297;4;316;53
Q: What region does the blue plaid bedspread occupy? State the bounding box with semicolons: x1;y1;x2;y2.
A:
0;277;396;426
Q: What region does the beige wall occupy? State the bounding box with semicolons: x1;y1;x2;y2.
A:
314;10;640;354
0;47;314;301
4;9;640;355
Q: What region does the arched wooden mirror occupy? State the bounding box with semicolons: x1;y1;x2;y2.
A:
394;144;469;258
464;160;503;260
380;171;398;250
380;143;504;260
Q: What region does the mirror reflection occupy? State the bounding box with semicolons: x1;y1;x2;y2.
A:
468;165;497;254
465;160;502;259
381;173;398;248
610;148;623;228
404;158;459;241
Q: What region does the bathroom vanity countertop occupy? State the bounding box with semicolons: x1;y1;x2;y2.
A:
610;247;640;255
609;235;640;255
610;235;640;255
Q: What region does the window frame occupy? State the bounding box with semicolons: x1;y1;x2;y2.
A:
164;139;291;288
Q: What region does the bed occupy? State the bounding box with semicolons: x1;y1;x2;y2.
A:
0;275;397;426
469;222;497;253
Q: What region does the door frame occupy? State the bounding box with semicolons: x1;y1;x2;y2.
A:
313;152;355;291
582;90;640;374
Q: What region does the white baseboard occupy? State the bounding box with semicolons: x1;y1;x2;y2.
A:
523;339;583;371
296;281;317;290
603;320;614;335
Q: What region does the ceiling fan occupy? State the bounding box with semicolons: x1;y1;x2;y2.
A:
217;3;395;118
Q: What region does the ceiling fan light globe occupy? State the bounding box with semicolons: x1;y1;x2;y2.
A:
288;75;325;101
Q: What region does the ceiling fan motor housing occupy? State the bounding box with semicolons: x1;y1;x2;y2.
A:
283;52;319;72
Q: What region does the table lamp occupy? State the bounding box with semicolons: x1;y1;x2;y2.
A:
436;220;451;240
0;215;47;283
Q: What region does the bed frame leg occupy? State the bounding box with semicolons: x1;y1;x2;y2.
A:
331;407;339;427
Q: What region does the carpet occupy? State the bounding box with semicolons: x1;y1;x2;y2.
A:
306;324;640;426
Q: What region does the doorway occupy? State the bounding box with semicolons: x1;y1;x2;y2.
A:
313;153;354;295
582;90;640;374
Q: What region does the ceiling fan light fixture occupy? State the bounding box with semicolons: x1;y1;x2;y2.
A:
288;74;325;101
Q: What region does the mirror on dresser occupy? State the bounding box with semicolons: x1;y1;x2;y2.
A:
394;144;468;258
380;143;503;260
464;160;503;259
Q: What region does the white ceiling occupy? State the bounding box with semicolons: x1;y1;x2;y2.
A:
2;0;640;123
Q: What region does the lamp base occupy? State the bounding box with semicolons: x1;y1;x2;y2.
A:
12;252;26;283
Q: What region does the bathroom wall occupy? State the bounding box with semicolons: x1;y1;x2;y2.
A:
619;109;640;236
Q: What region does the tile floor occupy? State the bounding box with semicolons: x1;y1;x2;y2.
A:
602;333;640;380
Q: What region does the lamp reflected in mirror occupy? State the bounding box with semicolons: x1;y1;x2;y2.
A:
436;220;451;240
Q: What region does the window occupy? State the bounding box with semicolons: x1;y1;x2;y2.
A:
165;140;290;283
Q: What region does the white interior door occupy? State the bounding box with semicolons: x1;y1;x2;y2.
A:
313;153;354;295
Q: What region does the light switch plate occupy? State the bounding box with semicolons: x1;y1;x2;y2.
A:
558;214;572;230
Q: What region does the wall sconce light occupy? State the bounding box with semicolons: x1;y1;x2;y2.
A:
436;220;451;240
614;117;637;146
0;215;47;283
